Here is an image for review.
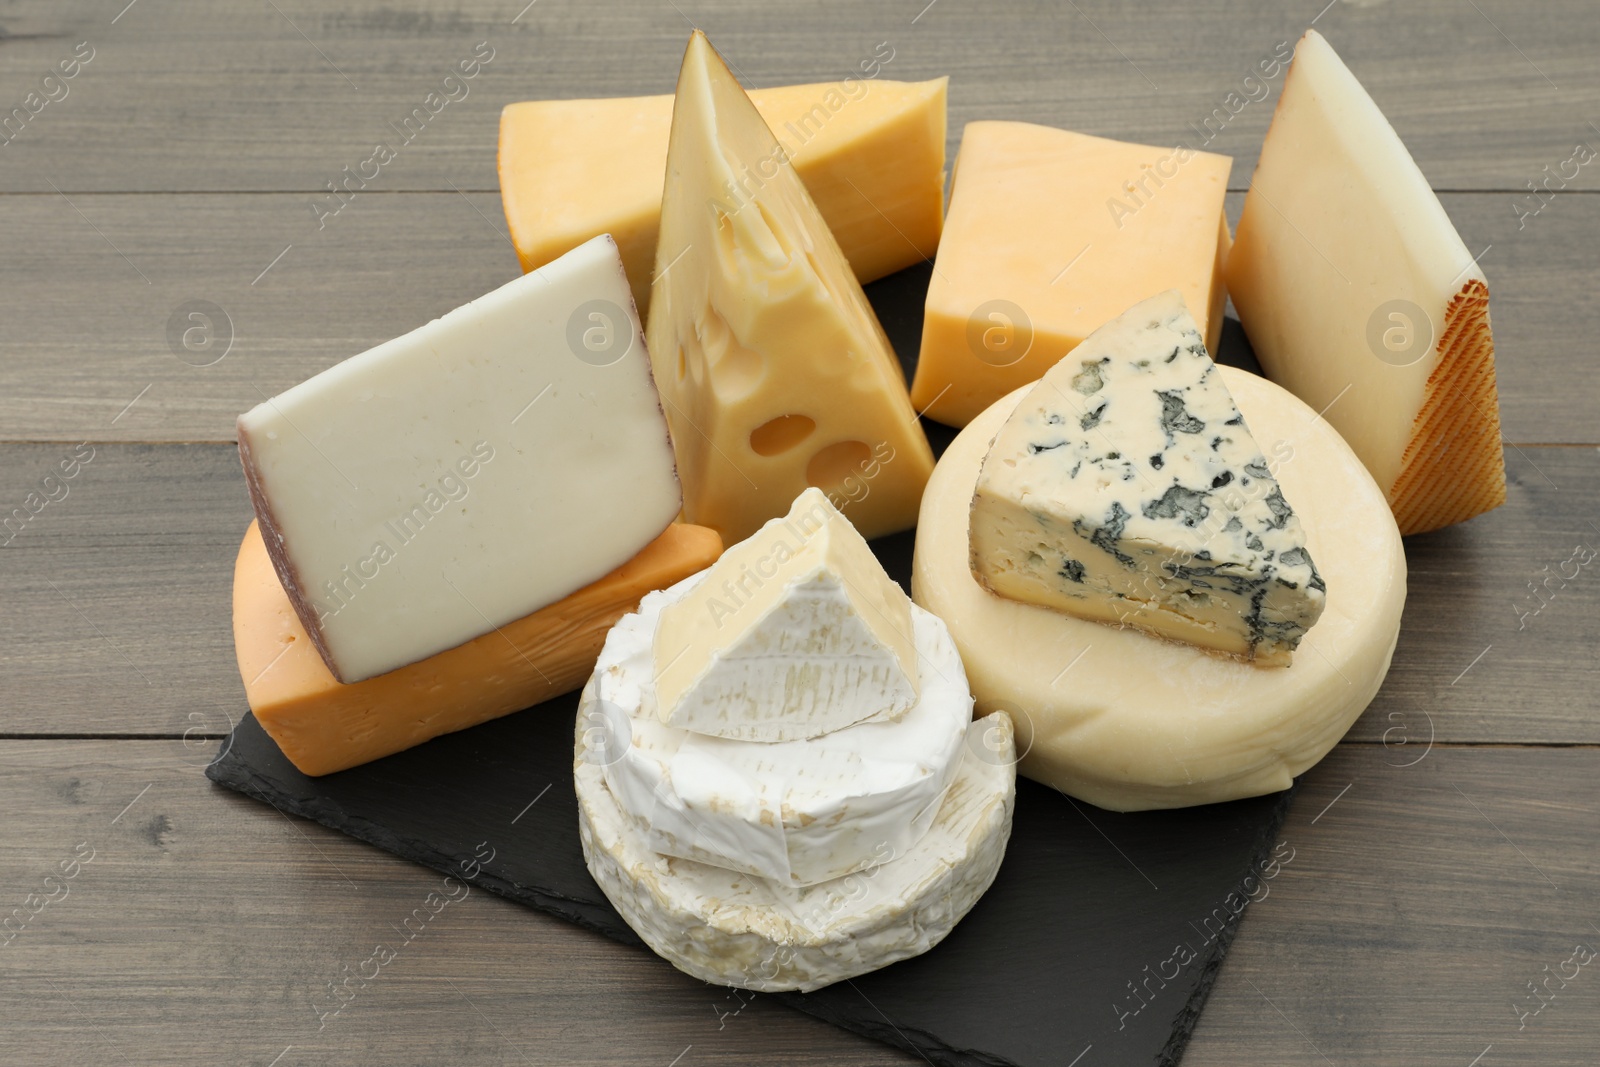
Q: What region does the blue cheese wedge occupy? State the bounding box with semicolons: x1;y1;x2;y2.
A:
969;290;1326;666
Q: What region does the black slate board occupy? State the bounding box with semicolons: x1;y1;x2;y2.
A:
207;266;1294;1066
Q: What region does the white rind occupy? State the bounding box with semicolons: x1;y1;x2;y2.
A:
576;707;1016;993
589;572;973;886
914;368;1405;811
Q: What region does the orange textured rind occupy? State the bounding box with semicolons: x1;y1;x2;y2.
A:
234;520;722;776
1390;278;1506;535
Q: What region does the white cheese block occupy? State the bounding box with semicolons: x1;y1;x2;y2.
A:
1226;29;1505;535
652;487;919;742
576;704;1015;992
970;291;1326;666
237;235;681;683
915;368;1405;811
589;569;971;886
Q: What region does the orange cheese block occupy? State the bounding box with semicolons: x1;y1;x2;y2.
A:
910;121;1232;428
498;77;947;312
232;519;722;776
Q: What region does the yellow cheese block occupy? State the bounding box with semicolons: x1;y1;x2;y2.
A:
910;121;1232;428
646;32;935;545
498;76;947;312
232;519;722;777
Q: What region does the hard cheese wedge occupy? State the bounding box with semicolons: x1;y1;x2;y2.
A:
1226;29;1505;535
237;234;681;683
911;121;1232;427
653;488;919;742
970;291;1325;666
647;32;935;544
499;75;947;312
234;519;721;777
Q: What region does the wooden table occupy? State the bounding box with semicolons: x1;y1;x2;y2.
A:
2;1;1596;1063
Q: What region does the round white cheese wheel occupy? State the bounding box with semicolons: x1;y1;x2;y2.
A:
913;367;1406;811
586;573;973;887
576;706;1016;992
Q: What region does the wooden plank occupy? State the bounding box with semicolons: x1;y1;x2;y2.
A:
0;740;1593;1065
1;443;1595;742
1185;743;1600;1067
0;0;1594;194
0;191;1594;445
0;740;903;1066
0;191;519;444
0;444;253;736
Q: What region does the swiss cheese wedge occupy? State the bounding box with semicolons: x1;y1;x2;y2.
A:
233;520;721;777
1226;30;1505;534
911;121;1232;427
646;32;935;544
499;75;947;311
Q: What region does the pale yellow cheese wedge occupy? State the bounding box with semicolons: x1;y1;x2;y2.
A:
646;32;935;544
498;76;947;312
915;369;1405;811
233;520;721;777
910;121;1232;428
1225;30;1505;535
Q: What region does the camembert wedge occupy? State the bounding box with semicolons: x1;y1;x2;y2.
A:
653;488;919;743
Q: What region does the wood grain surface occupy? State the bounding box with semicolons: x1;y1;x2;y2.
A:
1;0;1596;1064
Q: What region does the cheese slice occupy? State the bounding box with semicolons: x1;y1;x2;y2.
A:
498;76;947;312
1225;30;1505;535
646;32;936;545
577;705;1013;992
237;235;681;683
914;369;1405;811
970;291;1326;666
653;488;918;742
590;567;969;886
234;519;721;777
910;121;1232;427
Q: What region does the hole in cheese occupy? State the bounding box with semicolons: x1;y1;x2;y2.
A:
749;414;817;456
806;440;872;492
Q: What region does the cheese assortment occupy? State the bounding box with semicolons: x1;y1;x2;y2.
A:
970;291;1325;666
575;489;1014;989
645;32;935;544
227;22;1507;995
237;235;681;683
499;76;947;311
1226;30;1506;535
910;121;1232;427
